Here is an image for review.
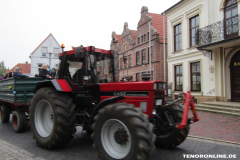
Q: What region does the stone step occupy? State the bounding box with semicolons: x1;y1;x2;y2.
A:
196;104;240;113
201;102;240;109
195;107;240;117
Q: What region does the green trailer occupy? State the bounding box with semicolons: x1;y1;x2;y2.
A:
0;77;44;133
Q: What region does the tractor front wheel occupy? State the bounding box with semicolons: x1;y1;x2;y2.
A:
155;104;189;149
92;103;155;160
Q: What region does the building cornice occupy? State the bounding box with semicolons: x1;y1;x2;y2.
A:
185;4;202;19
170;14;184;27
167;50;202;62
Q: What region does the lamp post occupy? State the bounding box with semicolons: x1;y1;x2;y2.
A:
149;21;151;80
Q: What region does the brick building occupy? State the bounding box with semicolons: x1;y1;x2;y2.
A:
110;6;168;82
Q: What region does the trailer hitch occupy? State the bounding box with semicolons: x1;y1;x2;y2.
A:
175;91;199;129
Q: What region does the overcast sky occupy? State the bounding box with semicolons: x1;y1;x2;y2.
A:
0;0;180;69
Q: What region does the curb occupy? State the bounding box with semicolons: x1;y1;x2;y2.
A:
188;135;240;146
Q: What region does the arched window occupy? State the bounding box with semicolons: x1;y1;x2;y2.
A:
224;0;238;38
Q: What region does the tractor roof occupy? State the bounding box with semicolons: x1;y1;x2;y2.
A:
59;46;113;57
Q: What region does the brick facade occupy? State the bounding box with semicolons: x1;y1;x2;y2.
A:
110;6;168;82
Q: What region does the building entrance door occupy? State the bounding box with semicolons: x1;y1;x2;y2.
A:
230;51;240;102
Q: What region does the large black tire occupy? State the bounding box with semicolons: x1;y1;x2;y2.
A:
0;105;10;123
91;103;156;160
155;104;190;149
30;88;76;149
12;109;27;133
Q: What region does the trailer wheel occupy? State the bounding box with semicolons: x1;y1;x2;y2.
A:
155;104;189;149
30;88;76;149
12;110;27;133
92;103;156;160
0;105;10;123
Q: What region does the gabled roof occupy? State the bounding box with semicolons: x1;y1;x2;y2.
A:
8;63;31;74
31;33;60;55
130;30;137;41
149;13;167;43
116;35;121;45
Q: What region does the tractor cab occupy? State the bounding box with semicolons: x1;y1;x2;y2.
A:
57;46;115;85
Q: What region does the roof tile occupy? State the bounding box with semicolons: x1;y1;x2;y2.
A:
148;13;167;43
8;63;31;74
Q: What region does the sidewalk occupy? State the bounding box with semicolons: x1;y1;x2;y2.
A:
0;139;45;160
189;111;240;143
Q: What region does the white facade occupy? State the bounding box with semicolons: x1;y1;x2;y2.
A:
166;0;240;103
30;34;61;77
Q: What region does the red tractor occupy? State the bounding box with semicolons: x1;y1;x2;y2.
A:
29;45;199;160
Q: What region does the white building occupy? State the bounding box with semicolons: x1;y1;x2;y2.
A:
165;0;240;103
30;33;61;77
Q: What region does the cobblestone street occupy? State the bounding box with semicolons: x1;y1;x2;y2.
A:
189;111;240;143
0;139;45;160
0;111;240;160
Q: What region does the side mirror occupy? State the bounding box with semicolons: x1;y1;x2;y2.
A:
75;47;84;58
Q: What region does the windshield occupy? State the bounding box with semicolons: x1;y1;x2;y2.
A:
58;53;114;84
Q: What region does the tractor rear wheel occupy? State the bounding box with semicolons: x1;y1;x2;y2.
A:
92;103;155;160
12;109;27;133
0;105;10;123
30;88;76;149
155;104;189;149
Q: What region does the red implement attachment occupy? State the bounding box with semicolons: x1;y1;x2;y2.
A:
175;91;199;129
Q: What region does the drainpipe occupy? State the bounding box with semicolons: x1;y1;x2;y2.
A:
149;21;151;80
163;12;166;81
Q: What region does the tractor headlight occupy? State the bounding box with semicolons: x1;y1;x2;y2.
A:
154;82;166;90
154;83;157;89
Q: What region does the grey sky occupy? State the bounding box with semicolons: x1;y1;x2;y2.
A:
0;0;180;69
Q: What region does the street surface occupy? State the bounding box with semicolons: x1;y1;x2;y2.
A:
0;117;239;160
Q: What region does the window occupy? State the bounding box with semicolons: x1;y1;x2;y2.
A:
190;15;199;47
174;24;182;51
175;65;182;90
190;62;201;91
124;56;127;68
224;0;238;38
138;37;140;44
38;64;42;73
41;47;48;57
136;51;140;65
143;34;146;42
136;73;140;81
120;58;123;69
148;46;153;62
128;55;131;67
141;35;144;43
142;49;146;64
147;32;149;40
53;48;59;58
